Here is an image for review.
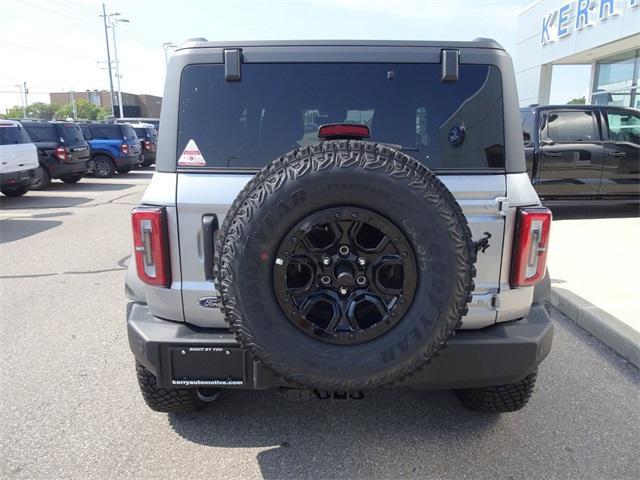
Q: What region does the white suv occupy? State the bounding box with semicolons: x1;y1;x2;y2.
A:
0;120;38;197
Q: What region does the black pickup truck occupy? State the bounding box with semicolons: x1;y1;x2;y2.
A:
520;105;639;200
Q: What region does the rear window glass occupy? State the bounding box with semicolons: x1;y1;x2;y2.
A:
134;127;154;138
0;125;31;145
58;124;84;143
23;124;57;142
543;111;598;142
121;125;138;140
177;63;505;170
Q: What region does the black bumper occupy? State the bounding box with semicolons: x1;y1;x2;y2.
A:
0;169;35;189
114;154;140;168
127;303;553;390
46;160;89;179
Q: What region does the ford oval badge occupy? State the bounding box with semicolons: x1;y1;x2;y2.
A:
199;296;221;309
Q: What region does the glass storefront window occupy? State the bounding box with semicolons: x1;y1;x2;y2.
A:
592;49;639;108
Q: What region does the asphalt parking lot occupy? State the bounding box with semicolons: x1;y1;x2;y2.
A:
1;171;639;480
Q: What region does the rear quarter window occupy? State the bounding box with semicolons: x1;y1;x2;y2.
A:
0;125;31;145
89;125;122;140
23;124;57;142
177;62;505;170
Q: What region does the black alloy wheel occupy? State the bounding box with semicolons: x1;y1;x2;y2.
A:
274;207;417;345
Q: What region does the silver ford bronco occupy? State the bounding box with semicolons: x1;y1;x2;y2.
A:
126;39;553;414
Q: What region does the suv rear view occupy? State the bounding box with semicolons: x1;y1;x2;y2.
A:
79;123;142;177
0;120;38;196
130;123;158;167
126;40;554;415
21;121;90;189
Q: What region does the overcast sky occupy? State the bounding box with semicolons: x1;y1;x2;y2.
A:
0;0;590;113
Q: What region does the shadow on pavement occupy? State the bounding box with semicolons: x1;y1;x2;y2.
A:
0;218;63;243
549;202;639;220
0;195;91;209
169;388;499;479
45;182;134;192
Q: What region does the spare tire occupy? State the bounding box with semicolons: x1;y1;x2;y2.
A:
215;141;476;390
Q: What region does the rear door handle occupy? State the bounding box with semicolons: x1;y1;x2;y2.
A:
607;151;627;157
202;215;219;281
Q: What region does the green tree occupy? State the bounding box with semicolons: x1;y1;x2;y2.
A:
53;99;103;121
96;106;112;120
567;96;586;105
53;104;74;120
25;102;57;120
3;105;25;118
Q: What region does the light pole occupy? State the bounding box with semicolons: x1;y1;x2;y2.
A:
100;3;116;116
162;42;177;66
14;84;25;118
108;13;129;119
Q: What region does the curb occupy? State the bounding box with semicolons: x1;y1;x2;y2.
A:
550;287;640;368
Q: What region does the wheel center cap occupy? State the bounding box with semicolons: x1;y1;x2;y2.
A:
334;262;355;286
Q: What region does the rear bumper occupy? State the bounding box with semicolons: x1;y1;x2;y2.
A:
0;169;35;188
114;154;140;168
127;303;553;390
46;160;89;179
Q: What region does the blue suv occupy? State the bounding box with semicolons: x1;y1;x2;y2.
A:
79;123;142;177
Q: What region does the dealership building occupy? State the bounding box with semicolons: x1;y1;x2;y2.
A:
516;0;640;107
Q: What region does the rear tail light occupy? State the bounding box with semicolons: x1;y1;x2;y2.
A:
131;207;170;287
318;123;370;140
121;143;129;155
144;140;151;150
510;207;552;287
54;146;68;162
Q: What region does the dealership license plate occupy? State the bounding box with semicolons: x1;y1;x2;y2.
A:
169;346;245;387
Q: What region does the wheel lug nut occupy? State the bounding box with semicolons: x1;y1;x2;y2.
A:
320;275;331;286
351;212;358;219
401;251;408;258
321;256;331;266
290;236;298;243
334;212;342;219
356;276;367;286
339;245;350;256
357;257;366;267
339;287;348;296
399;297;406;304
394;237;400;244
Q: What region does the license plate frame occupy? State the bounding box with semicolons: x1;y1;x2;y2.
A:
168;346;246;387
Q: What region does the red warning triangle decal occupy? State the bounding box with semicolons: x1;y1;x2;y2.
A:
178;139;206;166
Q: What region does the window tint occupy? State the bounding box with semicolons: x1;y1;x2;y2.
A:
134;127;147;138
23;124;57;142
58;124;85;143
121;125;138;140
88;125;122;140
606;111;640;145
544;111;598;142
521;111;534;146
80;125;92;140
178;63;505;170
0;125;31;145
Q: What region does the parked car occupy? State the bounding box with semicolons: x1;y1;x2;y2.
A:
115;117;160;130
126;38;554;414
79;122;142;178
0;120;38;196
20;120;90;189
520;104;640;200
130;122;158;167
